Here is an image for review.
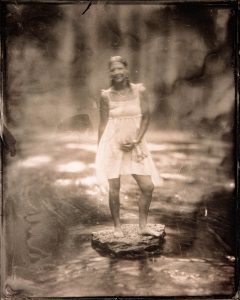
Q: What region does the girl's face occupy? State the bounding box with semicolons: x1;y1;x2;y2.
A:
110;61;128;84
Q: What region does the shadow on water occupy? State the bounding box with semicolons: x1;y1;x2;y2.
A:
3;131;235;297
152;187;235;259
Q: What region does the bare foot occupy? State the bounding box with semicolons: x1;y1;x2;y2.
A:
138;227;160;237
113;228;124;238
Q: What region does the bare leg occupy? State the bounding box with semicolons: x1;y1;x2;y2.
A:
132;175;160;236
108;178;124;237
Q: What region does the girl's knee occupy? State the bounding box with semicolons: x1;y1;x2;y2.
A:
142;182;154;196
109;188;120;198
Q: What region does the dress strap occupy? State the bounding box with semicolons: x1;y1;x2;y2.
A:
136;83;146;94
101;83;145;103
101;88;112;104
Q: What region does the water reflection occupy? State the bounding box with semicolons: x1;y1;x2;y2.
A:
161;173;195;183
80;176;97;186
148;143;201;152
55;179;74;186
4;131;235;297
65;143;97;152
19;155;52;168
45;240;234;297
55;176;97;187
56;161;86;173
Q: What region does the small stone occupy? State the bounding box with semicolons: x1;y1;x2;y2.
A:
91;224;166;258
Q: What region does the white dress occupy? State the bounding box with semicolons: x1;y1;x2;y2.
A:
95;83;161;189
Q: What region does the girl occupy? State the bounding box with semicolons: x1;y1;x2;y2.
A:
96;56;160;238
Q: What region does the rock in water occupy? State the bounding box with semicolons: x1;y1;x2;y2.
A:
91;224;166;258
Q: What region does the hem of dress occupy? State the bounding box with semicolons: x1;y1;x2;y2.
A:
106;172;152;179
108;114;142;120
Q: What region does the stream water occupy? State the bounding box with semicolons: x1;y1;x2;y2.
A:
3;130;235;297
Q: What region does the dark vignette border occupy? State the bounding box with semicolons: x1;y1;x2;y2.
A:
1;2;8;299
0;0;239;299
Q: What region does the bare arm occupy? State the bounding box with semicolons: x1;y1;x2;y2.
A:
134;88;150;144
2;125;17;156
98;93;109;144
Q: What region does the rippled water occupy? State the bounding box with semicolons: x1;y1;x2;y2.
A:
3;131;235;297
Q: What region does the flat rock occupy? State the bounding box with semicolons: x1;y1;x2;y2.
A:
92;224;166;258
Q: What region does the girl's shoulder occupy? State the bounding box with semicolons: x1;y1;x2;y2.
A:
100;88;111;104
131;83;146;93
101;87;111;97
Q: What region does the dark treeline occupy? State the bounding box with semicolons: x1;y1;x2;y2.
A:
5;4;235;138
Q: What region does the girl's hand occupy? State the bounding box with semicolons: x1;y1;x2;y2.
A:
120;142;135;152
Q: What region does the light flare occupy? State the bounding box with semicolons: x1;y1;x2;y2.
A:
55;179;73;186
79;176;97;186
56;161;85;173
148;143;200;152
65;143;97;153
19;155;52;168
55;176;97;187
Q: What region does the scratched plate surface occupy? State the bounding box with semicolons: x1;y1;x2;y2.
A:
2;2;236;298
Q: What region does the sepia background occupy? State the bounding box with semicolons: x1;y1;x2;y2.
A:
2;3;236;297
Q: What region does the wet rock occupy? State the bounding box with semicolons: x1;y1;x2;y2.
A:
91;224;166;258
